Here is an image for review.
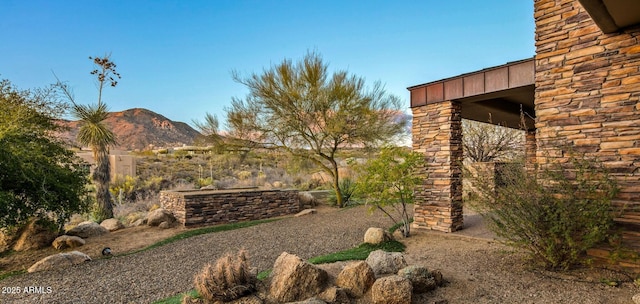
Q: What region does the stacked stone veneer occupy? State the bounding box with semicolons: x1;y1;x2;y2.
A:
160;189;300;227
411;101;464;232
535;0;640;225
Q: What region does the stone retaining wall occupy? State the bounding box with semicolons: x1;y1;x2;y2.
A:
160;189;300;227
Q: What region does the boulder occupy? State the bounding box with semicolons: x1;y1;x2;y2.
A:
364;227;393;245
317;286;350;304
365;250;408;276
335;261;376;297
298;192;317;208
295;209;317;217
158;221;171;229
268;252;328;303
147;208;176;226
13;219;58;251
397;265;440;293
52;235;85;250
0;229;11;252
100;218;124;231
132;218;147;226
27;251;91;273
66;221;109;238
371;275;412;304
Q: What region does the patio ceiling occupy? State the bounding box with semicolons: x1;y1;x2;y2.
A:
408;58;535;130
579;0;640;33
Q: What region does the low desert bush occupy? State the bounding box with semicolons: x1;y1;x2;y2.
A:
467;153;619;270
328;177;359;207
189;249;258;303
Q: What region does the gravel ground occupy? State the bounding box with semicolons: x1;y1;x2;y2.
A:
0;207;392;304
1;206;638;304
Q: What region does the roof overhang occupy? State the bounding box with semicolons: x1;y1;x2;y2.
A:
408;58;535;130
578;0;640;33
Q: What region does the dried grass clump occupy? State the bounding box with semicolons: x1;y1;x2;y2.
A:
192;249;257;303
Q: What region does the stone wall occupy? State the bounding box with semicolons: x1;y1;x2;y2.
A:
160;189;300;227
534;0;640;225
411;100;464;232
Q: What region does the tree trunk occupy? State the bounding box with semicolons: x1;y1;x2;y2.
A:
93;147;114;221
331;161;344;208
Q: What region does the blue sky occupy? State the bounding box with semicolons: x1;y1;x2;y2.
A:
0;1;534;128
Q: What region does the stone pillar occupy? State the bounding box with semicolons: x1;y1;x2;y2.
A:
525;130;536;172
412;100;463;232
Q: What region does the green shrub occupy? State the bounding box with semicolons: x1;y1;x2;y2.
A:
467;153;619;270
355;146;423;237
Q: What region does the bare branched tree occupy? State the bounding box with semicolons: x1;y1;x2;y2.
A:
463;117;524;163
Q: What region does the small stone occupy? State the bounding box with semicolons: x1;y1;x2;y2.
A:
364;227;393;245
100;218;125;231
147;209;176;226
294;209;317;217
52;235;85;250
633;293;640;304
158;221;171;229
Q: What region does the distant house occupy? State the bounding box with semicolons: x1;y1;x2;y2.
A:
410;0;640;258
77;149;136;181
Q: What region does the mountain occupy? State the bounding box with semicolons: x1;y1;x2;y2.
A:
57;108;202;151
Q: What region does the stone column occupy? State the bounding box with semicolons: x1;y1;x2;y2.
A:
412;100;463;232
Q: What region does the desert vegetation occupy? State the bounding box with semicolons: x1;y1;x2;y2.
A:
466;152;620;270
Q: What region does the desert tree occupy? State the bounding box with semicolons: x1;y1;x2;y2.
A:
462;117;524;163
227;52;408;207
57;55;120;221
0;79;89;231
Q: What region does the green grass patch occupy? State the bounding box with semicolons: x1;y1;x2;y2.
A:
0;270;26;281
154;289;199;304
308;240;405;264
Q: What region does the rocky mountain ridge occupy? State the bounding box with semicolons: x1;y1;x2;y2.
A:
57;108;202;151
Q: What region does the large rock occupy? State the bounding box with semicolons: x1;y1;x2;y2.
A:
268;252;328;303
27;251;91;273
371;275;412;304
335;261;376;297
100;218;124;231
13;219;58;251
66;221;109;238
397;265;440;293
364;227;393;245
317;286;350;304
365;250;408;276
147;208;176;226
52;235;85;250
